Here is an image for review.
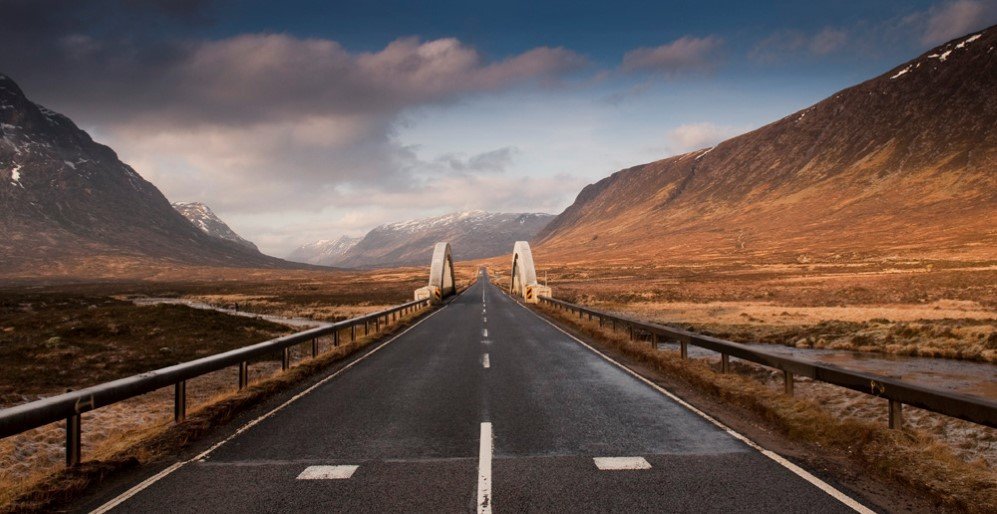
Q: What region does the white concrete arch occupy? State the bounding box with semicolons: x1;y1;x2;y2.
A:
511;241;537;294
428;242;456;296
511;241;550;303
415;242;455;303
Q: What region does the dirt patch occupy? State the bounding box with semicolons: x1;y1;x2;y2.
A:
0;294;293;400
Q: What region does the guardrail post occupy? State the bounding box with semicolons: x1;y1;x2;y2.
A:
282;347;290;371
333;330;339;347
783;370;794;396
651;333;658;349
375;316;381;333
239;361;249;390
174;380;187;423
364;320;369;336
351;324;356;342
611;319;616;331
889;400;903;429
66;414;81;467
721;354;730;373
680;341;688;359
312;337;318;358
627;325;633;341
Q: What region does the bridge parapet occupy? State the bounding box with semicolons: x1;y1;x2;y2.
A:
415;242;456;303
511;241;550;303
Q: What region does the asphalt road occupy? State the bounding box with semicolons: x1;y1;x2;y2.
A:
93;271;870;513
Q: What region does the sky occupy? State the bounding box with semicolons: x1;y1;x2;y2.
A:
1;0;995;256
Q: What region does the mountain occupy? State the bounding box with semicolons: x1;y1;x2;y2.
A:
0;74;295;272
172;202;258;251
537;28;997;264
334;211;555;268
286;236;361;266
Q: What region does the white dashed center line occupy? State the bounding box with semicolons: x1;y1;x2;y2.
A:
593;457;651;470
483;353;490;369
482;328;488;338
478;422;493;513
297;465;359;479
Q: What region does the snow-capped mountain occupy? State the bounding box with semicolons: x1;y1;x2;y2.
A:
286;235;361;266
172;202;258;251
0;73;294;272
332;210;555;268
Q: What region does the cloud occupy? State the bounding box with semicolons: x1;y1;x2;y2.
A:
749;27;849;63
664;122;746;154
435;147;519;174
621;36;723;75
0;1;593;255
809;28;849;55
920;1;996;45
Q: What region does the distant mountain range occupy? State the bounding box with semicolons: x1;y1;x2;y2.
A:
536;27;997;264
3;26;993;275
172;202;258;251
289;211;555;268
286;236;361;266
0;73;296;271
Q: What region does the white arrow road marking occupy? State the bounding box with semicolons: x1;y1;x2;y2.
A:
478;422;493;513
297;465;359;479
593;457;651;470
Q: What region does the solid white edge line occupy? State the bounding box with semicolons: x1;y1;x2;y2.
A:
477;422;493;514
89;304;451;514
89;462;184;514
483;353;490;369
507;294;875;514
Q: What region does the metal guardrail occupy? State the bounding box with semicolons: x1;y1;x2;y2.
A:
0;298;431;466
539;296;997;430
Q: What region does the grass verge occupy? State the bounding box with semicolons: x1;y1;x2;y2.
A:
0;306;432;514
534;302;997;513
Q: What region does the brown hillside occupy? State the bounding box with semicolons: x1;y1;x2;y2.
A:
536;27;997;265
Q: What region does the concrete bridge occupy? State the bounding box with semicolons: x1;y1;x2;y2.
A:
414;241;456;303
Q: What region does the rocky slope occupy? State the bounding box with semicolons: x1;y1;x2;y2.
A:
537;27;997;264
286;236;361;266
333;211;554;268
0;74;294;272
172;202;258;251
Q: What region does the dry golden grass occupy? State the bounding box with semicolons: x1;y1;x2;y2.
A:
535;303;997;513
484;257;997;363
0;307;430;514
591;300;997;363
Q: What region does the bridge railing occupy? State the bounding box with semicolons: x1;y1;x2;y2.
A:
538;296;997;430
0;298;431;466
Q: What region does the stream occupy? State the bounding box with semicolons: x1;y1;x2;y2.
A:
131;297;330;329
657;341;996;400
